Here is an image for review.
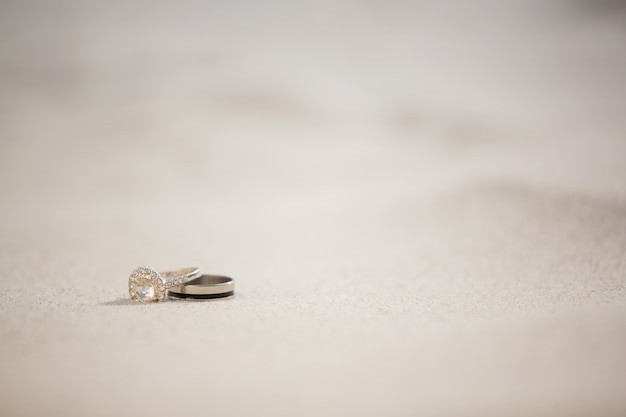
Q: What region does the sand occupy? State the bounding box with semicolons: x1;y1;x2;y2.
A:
0;1;625;416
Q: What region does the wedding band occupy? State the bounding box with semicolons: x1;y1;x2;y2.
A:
168;275;235;300
128;266;201;303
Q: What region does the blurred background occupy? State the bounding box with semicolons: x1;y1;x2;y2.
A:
0;1;625;416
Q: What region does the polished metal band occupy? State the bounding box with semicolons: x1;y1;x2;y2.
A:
168;274;235;299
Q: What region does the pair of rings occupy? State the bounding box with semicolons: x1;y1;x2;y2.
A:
128;266;234;303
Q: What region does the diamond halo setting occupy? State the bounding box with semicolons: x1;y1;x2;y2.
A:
128;266;167;302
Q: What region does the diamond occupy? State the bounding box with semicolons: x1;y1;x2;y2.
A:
132;277;156;302
128;266;163;303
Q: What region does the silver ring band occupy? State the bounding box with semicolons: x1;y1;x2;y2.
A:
128;266;201;303
168;274;235;300
160;267;202;287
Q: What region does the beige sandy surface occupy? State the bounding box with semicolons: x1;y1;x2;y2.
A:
1;1;625;416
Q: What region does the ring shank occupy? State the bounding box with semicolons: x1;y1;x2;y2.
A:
161;267;201;279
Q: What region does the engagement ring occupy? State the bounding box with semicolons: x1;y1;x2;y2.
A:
128;266;201;303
